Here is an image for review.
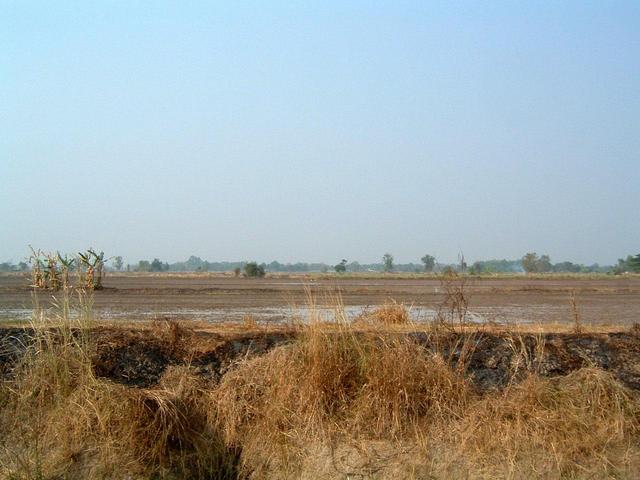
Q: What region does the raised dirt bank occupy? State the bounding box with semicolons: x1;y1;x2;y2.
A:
2;325;640;390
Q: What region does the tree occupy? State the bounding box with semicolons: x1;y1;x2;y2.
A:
469;261;483;275
538;254;552;273
382;253;394;273
522;252;552;273
617;254;640;273
112;256;124;271
522;252;539;273
458;253;467;273
234;267;241;277
0;262;15;272
442;266;455;276
334;259;347;273
553;261;581;273
244;261;265;278
150;258;165;272
136;260;151;272
421;254;435;272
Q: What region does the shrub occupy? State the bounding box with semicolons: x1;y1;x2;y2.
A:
243;261;265;278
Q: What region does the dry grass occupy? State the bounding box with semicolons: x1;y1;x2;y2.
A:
2;292;640;479
213;335;467;477
446;368;640;478
0;294;237;480
357;298;411;325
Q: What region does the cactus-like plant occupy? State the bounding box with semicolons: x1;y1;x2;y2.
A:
28;246;45;289
78;249;107;290
88;249;106;290
44;254;60;290
57;252;76;289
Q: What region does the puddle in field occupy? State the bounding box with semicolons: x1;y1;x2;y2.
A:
0;304;566;325
0;305;437;323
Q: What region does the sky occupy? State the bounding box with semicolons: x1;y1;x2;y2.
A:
1;1;639;266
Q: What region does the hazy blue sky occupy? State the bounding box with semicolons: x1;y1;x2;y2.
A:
2;1;638;265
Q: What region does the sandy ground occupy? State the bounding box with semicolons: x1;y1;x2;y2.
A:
1;272;639;325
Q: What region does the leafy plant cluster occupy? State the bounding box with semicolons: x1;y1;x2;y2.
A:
28;247;107;290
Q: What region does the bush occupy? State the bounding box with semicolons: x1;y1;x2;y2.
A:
244;262;265;278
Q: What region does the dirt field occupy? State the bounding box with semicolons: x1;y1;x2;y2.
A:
1;272;640;325
2;275;640;478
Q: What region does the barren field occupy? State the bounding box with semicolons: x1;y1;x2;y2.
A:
1;272;639;325
3;273;640;478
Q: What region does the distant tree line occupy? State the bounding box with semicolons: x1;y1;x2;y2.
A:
118;252;631;275
4;251;640;275
0;261;28;272
132;258;170;272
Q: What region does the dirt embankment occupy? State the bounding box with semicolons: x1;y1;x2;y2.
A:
2;325;640;391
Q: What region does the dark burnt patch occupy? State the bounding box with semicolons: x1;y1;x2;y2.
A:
89;326;293;387
92;336;169;387
190;332;293;381
0;327;31;377
2;326;640;391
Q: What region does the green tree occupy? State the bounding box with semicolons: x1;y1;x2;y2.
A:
137;260;151;272
522;252;552;273
382;253;394;273
334;259;348;273
538;254;552;272
442;266;455;276
522;252;539;273
244;261;265;277
112;256;124;271
0;262;14;272
458;253;467;273
150;258;165;272
469;261;483;275
629;254;640;272
421;254;435;272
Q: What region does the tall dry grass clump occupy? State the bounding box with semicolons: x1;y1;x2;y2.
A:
447;368;640;478
365;299;411;325
213;320;472;476
0;292;237;480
